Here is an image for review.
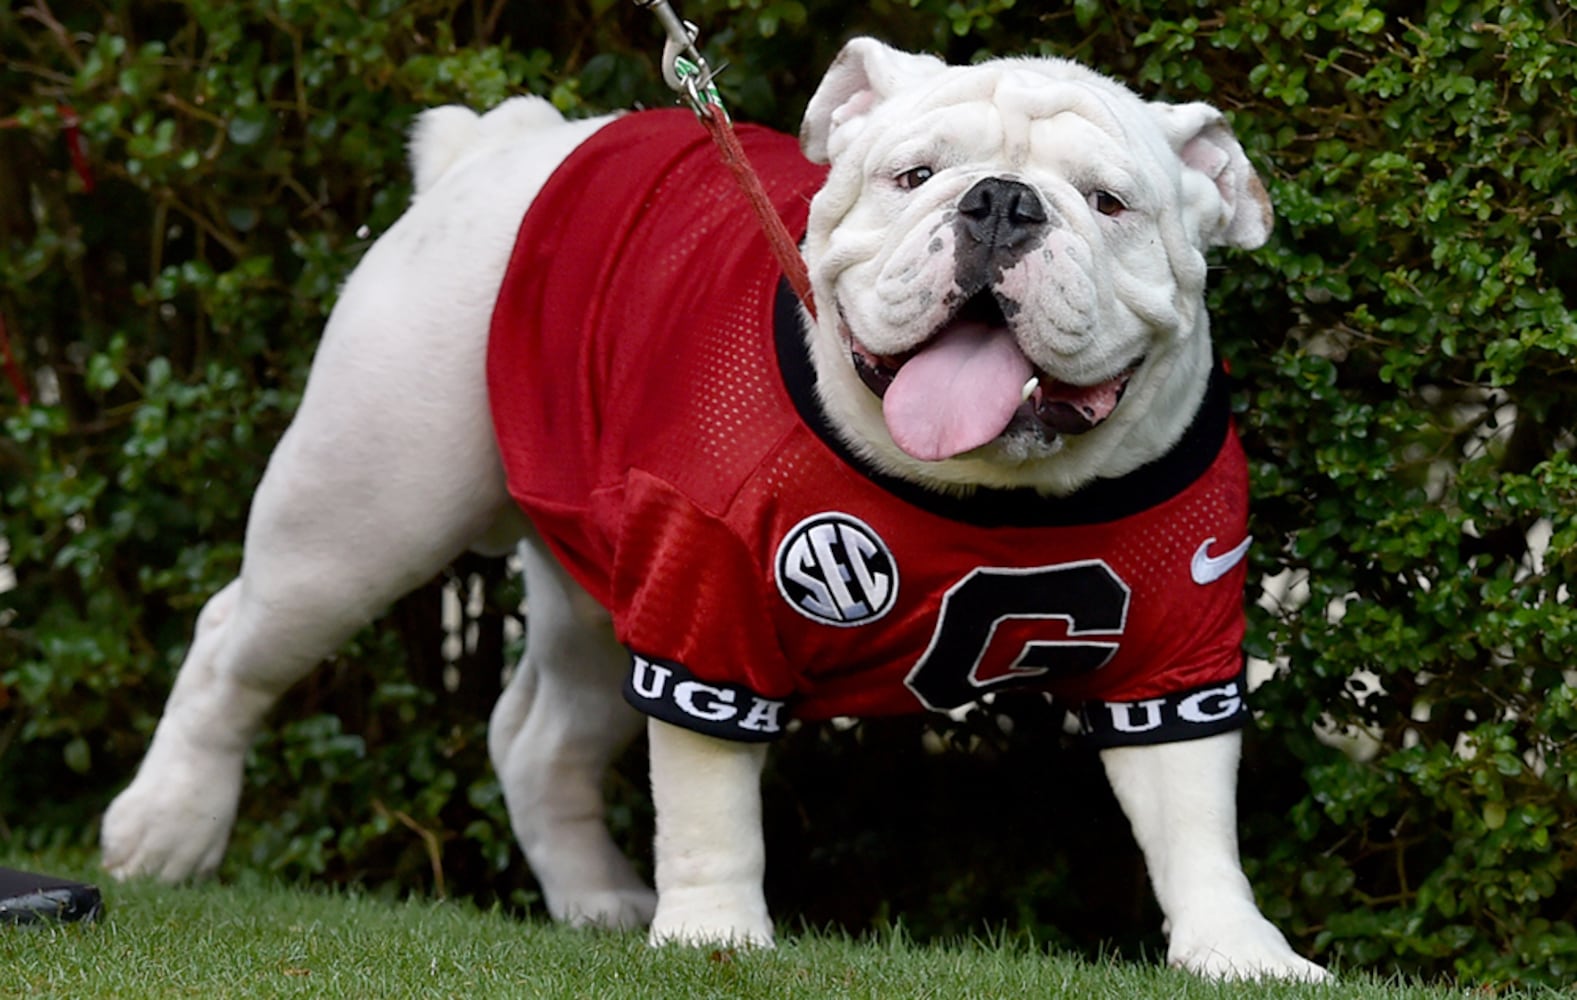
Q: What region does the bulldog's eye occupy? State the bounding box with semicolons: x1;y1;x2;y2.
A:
896;166;935;190
1091;190;1127;217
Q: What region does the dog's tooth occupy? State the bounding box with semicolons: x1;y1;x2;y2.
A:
1020;376;1040;403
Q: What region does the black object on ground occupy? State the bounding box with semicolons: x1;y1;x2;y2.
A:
0;867;103;925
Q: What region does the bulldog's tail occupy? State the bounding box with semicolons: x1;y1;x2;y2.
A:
408;96;566;195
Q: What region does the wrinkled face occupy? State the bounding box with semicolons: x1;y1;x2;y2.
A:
799;45;1269;492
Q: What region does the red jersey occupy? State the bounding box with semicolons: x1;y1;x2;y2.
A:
488;110;1251;747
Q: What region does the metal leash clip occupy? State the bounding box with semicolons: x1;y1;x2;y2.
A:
633;0;729;119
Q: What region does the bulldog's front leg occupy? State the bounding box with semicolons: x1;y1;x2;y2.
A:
1100;731;1327;982
646;719;774;947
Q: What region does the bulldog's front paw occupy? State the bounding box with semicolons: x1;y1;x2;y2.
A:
1167;899;1328;982
101;738;244;882
647;885;775;949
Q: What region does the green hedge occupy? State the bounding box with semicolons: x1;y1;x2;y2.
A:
2;0;1573;986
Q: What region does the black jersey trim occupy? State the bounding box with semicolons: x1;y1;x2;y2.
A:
1075;668;1250;749
773;279;1233;528
624;652;788;743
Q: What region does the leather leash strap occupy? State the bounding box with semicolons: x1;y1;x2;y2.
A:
694;103;816;318
634;0;817;319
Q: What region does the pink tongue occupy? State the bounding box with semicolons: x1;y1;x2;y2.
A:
882;322;1033;461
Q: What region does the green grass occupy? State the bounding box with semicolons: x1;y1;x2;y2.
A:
0;852;1537;999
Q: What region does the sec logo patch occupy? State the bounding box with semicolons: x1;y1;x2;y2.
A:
775;513;898;626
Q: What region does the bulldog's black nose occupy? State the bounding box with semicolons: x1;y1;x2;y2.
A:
957;177;1048;252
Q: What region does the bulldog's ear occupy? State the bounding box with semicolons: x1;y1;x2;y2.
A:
1151;102;1274;250
800;37;947;164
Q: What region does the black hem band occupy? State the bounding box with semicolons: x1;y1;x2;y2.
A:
1076;669;1250;749
624;652;788;743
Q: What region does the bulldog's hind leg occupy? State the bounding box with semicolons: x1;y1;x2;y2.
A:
1100;732;1328;981
102;402;518;881
487;534;654;929
104;203;522;882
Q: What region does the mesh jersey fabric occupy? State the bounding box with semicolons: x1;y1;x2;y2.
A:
488;108;1252;747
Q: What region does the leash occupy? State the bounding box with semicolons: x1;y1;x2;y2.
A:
632;0;816;319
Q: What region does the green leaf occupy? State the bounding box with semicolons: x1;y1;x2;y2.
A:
227;105;271;146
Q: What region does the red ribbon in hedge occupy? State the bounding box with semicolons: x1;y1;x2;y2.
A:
0;104;94;192
0;312;28;407
57;104;95;194
0;103;96;405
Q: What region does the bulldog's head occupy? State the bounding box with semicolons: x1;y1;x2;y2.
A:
798;38;1272;496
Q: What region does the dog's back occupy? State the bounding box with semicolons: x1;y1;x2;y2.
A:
409;96;568;196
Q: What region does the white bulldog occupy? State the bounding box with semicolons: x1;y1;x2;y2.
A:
102;38;1325;981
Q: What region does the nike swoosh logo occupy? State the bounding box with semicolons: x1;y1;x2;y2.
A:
1191;536;1252;585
